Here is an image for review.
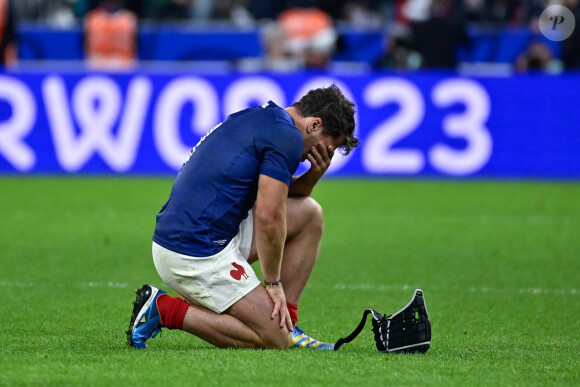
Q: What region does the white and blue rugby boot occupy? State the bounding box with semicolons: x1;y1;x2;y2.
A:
126;284;166;349
291;326;335;350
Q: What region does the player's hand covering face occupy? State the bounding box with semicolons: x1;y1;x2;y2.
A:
306;142;334;174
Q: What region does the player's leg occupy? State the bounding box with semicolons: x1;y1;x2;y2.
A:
247;196;324;305
281;196;335;349
244;196;335;349
132;239;291;350
128;282;291;349
280;196;324;304
178;285;291;349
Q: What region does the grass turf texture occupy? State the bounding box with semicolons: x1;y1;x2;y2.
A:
1;177;579;385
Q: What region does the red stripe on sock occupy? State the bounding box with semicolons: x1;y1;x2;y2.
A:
157;294;189;330
287;302;298;325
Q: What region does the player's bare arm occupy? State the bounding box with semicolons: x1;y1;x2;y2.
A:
255;174;294;331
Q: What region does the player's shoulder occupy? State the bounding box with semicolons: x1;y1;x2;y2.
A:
227;101;290;126
266;101;295;125
270;102;301;135
252;101;300;134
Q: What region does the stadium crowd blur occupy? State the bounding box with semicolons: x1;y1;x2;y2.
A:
1;0;579;71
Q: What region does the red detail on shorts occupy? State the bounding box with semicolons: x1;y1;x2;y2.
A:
230;262;249;280
157;293;189;330
287;302;299;325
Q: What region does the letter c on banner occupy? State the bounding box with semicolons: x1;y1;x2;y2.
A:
154;77;219;170
223;76;286;116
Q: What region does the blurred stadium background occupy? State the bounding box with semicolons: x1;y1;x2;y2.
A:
3;0;580;71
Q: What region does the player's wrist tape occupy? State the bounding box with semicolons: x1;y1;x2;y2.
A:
263;279;282;288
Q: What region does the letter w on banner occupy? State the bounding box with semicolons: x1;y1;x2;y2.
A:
42;75;151;172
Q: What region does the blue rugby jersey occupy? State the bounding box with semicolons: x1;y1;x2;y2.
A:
153;101;302;257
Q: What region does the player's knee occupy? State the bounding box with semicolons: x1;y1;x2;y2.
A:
263;332;291;350
260;327;291;350
304;197;324;233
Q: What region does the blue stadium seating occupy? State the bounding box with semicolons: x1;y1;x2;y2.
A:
16;22;561;65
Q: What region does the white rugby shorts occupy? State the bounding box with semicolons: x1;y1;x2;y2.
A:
152;211;260;313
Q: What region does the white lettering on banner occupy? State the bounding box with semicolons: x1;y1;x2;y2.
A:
223;77;286;116
362;78;425;174
43;75;151;172
154;77;218;170
293;77;359;175
0;76;36;171
429;79;492;176
1;73;493;176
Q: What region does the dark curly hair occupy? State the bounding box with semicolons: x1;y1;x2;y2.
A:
292;84;359;155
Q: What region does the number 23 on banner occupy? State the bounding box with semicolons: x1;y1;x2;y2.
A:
362;78;492;176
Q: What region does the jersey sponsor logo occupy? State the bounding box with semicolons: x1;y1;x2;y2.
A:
230;262;248;281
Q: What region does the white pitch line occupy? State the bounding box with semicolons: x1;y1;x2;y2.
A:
0;280;129;289
0;280;35;288
331;284;579;295
0;280;577;296
85;281;129;288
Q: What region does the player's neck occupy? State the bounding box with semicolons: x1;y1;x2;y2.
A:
285;107;307;135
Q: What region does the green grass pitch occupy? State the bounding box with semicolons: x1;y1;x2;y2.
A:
1;177;579;385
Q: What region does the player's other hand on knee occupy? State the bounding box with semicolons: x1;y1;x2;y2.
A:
265;284;293;331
